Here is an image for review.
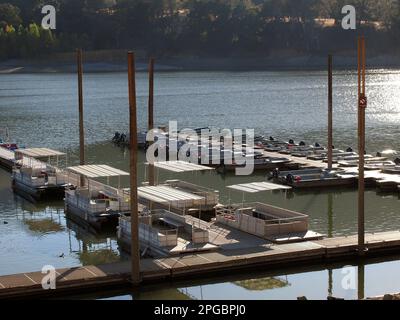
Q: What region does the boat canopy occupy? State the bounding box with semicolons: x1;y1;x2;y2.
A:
0;146;14;161
15;148;65;158
146;160;214;173
66;165;129;178
138;185;204;204
227;181;291;193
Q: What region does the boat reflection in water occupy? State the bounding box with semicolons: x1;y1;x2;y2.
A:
16;196;65;235
65;217;120;266
233;276;290;291
13;190;121;267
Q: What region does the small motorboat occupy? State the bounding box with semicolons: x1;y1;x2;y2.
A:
0;142;18;151
381;166;400;175
0;127;18;150
218;155;292;172
271;168;357;189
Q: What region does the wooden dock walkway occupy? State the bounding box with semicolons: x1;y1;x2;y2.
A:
2;230;400;299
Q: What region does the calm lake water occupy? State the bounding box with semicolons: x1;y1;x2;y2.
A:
1;70;400;299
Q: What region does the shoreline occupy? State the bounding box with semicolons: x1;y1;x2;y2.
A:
1;54;400;74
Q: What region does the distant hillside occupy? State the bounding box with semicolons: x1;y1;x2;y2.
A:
0;1;399;61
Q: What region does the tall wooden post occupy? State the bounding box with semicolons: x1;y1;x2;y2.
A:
357;36;367;255
128;52;141;284
77;49;85;166
148;58;155;186
327;54;333;170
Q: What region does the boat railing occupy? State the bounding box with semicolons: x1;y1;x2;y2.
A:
216;203;309;238
65;189;108;213
216;202;308;225
137;219;178;248
66;179;130;213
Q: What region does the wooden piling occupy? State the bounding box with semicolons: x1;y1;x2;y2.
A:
128;52;141;285
148;58;155;186
77;49;85;166
358;264;365;300
327;54;333;170
357;36;366;255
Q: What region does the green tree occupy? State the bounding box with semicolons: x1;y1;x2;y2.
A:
0;3;22;26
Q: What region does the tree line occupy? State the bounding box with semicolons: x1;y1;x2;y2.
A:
0;0;399;60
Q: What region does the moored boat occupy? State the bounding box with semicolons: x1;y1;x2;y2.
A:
0;127;19;151
118;209;214;257
64;164;132;231
215;202;323;243
138;179;219;219
271;168;357;188
11;148;69;201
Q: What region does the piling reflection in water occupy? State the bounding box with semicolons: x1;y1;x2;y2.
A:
77;256;394;300
327;193;334;297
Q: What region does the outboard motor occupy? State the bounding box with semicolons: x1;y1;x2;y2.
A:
346;147;353;152
267;168;279;181
299;141;306;146
119;133;126;143
395;158;400;165
286;174;294;184
269;136;275;141
376;152;382;157
315;142;321;148
112;132;120;142
288;139;295;145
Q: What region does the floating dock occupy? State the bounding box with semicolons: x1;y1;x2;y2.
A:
264;150;400;192
2;230;400;299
